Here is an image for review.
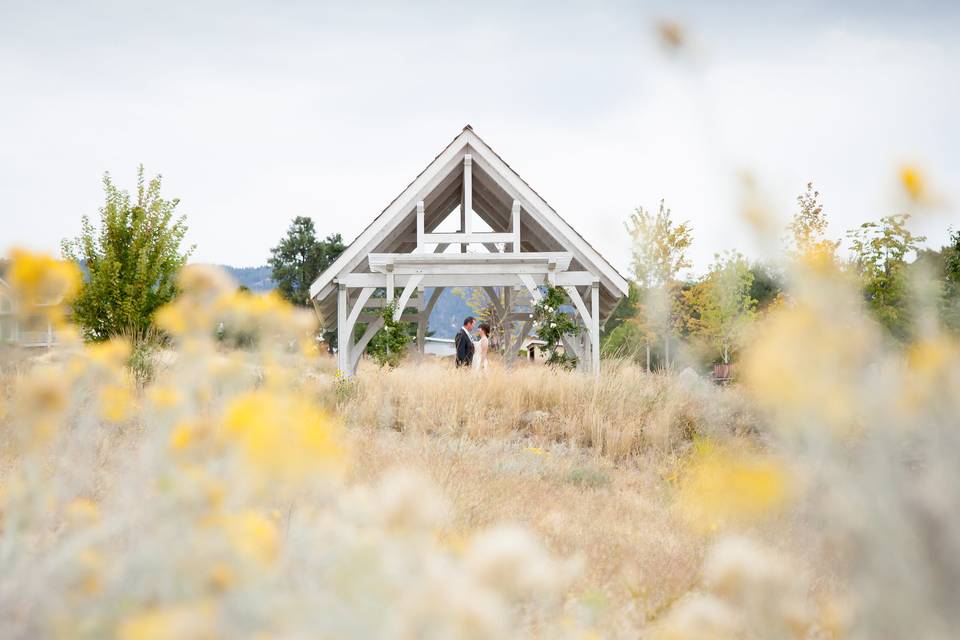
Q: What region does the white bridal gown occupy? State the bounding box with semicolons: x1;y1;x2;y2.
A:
474;335;490;371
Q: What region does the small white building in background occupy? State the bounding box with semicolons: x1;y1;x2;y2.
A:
0;276;61;349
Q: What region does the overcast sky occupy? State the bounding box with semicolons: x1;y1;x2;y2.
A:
2;0;957;277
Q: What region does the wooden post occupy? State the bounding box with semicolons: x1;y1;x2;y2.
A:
416;201;425;251
386;266;395;302
511;200;521;253
462;154;472;253
337;284;349;374
591;282;600;377
416;285;426;355
503;286;512;354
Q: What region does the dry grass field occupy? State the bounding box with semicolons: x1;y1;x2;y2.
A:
2;258;959;639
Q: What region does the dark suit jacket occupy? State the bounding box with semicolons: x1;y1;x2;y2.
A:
455;328;475;367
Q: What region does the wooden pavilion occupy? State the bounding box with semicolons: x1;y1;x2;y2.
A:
309;126;628;376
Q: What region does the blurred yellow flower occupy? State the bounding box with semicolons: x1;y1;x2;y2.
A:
65;497;100;526
899;165;926;202
678;441;789;530
117;601;216;640
222;390;343;482
13;366;70;447
154;304;189;336
86;338;131;370
99;384;134;422
742;301;874;431
147;385;182;410
221;510;280;566
7;249;81;313
169;421;195;450
74;548;103;596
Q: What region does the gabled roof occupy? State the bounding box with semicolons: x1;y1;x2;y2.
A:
309;126;629;317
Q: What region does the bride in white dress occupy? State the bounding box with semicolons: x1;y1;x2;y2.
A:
474;323;491;371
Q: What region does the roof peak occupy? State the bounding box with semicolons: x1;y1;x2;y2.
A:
462;123;473;131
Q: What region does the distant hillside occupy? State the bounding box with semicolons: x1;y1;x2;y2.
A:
425;288;475;339
219;265;275;292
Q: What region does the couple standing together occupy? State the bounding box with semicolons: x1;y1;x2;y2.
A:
454;316;492;370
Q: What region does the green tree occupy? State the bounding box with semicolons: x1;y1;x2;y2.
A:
269;217;344;305
944;228;960;332
532;286;580;369
748;262;783;311
847;213;926;340
625;200;693;368
787;183;839;261
916;227;960;333
687;252;757;364
366;302;414;368
61;166;193;341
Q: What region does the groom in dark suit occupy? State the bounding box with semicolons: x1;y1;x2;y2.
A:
455;316;476;368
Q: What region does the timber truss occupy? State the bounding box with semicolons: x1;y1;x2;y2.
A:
310;126;629;376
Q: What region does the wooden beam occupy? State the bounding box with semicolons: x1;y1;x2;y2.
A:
482;286;504;318
416;201;425;251
591;281;601;376
422;232;516;244
471;187;509;231
357;312;420;323
508;318;534;365
351;318;384;372
337;284;349;374
561;334;583;360
512;201;521;253
394;275;424;321
424;286;446;322
518;274;543;302
416;285;426;355
346;287;376;337
463;154;472;240
339;271;598;289
563;286;593;336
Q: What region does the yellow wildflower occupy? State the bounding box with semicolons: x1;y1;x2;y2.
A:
169;421;195;450
678;441;789;530
154;303;188;336
206;563;235;592
99;384;134;423
74;548;103;596
13;366;70;447
220;510;279;566
900;165;926;202
6;249;81;314
86;337;131;370
222;390;343;482
65;497;100;526
742;301;874;431
147;385;182;410
117;601;216;640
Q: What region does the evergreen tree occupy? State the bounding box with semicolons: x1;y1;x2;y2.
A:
269;217;344;306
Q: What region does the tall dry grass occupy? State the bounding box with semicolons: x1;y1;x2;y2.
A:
336;359;760;461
